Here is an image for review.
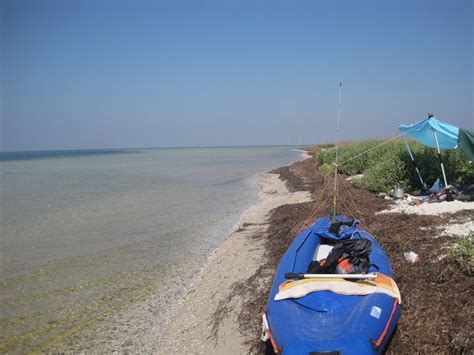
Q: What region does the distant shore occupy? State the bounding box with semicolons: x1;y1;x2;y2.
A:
158;149;473;354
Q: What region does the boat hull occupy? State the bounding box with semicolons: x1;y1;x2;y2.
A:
265;217;401;354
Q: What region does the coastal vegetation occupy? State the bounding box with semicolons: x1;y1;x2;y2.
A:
450;232;474;275
316;139;473;193
225;155;473;354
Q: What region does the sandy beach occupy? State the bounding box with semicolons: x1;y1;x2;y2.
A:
158;152;473;354
4;1;471;353
157;172;311;353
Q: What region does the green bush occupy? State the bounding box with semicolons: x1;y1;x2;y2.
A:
316;143;336;149
316;139;473;193
356;154;409;193
317;148;336;166
449;233;474;275
319;162;336;177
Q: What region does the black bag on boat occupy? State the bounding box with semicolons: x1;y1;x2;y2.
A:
308;239;372;274
328;218;357;236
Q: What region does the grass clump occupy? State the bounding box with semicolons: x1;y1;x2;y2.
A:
316;139;473;194
316;143;335;149
449;233;474;275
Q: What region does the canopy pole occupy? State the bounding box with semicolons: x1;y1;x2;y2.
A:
401;132;426;189
432;128;449;187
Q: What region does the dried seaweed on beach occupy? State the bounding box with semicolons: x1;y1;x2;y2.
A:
210;155;474;354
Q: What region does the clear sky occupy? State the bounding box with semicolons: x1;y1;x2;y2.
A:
1;0;472;151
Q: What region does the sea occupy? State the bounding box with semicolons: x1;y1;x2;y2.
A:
0;146;303;352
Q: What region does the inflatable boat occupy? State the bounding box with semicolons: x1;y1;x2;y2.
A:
262;216;401;354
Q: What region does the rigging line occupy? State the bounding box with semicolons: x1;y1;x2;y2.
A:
337;177;359;218
335;191;351;214
301;193;327;231
308;195;330;222
300;177;332;229
313;175;332;207
337;174;367;228
335;190;367;230
297;177;334;233
337;174;363;218
313;200;333;226
337;127;417;167
335;191;356;222
308;173;333;214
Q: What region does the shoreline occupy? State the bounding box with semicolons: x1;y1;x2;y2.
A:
157;166;312;353
159;150;473;354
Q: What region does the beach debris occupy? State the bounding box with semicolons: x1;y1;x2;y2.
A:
376;192;392;200
407;195;424;205
261;312;269;342
393;184;404;200
404;251;420;263
345;174;364;182
429;178;443;193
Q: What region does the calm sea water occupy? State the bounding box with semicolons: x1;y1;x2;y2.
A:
0;146;302;352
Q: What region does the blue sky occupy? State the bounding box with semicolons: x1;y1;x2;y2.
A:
1;0;472;151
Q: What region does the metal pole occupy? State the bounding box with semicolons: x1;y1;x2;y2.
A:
402;134;426;189
432;128;448;187
333;82;342;221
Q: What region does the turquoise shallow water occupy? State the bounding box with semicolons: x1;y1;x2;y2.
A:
0;146;302;352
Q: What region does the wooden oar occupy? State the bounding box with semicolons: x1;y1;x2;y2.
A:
285;273;378;280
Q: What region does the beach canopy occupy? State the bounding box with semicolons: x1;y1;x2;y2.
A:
398;115;473;189
398;116;459;149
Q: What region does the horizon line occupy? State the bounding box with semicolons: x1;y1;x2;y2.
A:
0;144;312;154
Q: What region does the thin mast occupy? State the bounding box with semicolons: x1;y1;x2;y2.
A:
333;82;342;221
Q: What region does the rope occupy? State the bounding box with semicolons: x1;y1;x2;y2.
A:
292;173;369;236
337;128;415;167
313;175;332;207
335;191;352;215
293;177;332;234
337;173;367;228
304;178;332;222
292;107;425;238
337;196;365;230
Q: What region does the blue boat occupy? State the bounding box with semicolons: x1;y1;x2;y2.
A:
263;216;401;354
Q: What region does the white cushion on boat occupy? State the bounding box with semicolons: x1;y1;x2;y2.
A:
314;244;334;261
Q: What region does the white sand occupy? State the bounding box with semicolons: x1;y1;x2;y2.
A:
157;173;311;354
295;149;312;160
442;220;474;237
436;215;473;260
378;200;474;216
441;215;474;237
379;199;473;262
